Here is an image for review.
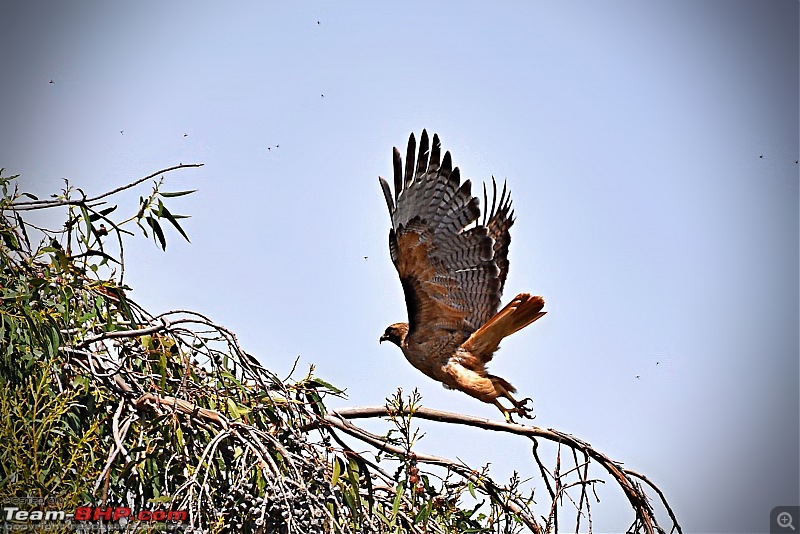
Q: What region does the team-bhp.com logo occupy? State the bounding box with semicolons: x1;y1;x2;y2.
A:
2;505;188;530
74;506;187;522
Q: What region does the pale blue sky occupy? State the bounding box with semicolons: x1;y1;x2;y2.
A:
1;2;797;533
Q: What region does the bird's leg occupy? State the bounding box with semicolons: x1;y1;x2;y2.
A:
493;400;517;423
493;395;534;423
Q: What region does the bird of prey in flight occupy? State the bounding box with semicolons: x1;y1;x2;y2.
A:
379;130;546;421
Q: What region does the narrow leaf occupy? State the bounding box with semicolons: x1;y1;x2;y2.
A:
158;204;191;242
145;216;166;250
226;398;241;419
310;377;345;395
80;205;92;246
89;205;118;222
391;480;404;521
14;212;31;249
160;189;197;198
74;250;120;264
331;457;342;486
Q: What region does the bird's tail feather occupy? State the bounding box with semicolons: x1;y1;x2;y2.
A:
462;293;546;360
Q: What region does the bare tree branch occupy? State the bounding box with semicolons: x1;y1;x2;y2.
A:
324;409;543;533
8;164;203;211
330;405;681;534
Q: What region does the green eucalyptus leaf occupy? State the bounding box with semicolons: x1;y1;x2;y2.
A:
160;189;197;198
145;216;167;250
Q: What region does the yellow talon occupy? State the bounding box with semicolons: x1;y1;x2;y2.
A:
494;396;534;423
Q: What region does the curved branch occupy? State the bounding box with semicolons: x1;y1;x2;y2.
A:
74;317;169;349
331;406;679;534
8;164;204;211
325;410;543;533
625;468;683;534
134;392;230;430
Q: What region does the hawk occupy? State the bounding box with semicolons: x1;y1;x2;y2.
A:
379;130;546;421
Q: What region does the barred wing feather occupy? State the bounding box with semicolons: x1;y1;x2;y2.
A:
378;130;515;346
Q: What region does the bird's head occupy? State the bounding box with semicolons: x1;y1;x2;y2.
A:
379;323;409;347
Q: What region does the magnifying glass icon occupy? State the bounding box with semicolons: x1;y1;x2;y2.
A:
778;511;796;531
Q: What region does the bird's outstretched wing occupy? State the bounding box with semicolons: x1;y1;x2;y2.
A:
379;130;514;349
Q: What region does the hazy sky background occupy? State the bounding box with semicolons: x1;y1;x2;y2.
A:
1;2;797;533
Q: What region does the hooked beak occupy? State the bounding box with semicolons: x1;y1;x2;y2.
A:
379;334;388;343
